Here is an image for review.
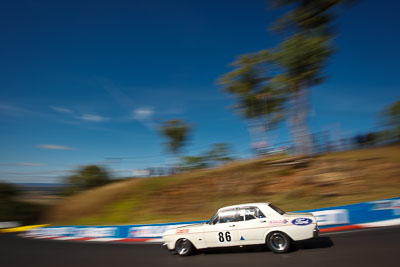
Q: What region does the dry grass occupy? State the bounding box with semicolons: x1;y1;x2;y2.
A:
45;145;400;225
44;178;143;223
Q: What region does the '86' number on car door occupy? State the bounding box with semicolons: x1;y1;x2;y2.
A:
217;231;231;242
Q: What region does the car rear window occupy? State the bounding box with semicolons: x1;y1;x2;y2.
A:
269;204;285;215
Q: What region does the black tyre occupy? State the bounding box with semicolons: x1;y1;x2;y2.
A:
175;238;194;256
266;232;291;253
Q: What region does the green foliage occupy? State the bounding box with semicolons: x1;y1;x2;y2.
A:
0;182;20;199
181;156;209;170
180;143;235;170
382;100;400;127
218;50;285;130
381;100;400;141
270;0;350;85
270;0;354;35
0;182;44;224
65;165;111;195
206;143;235;165
160;120;191;155
274;33;331;91
270;0;351;92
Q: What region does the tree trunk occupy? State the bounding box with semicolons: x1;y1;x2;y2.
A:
288;87;312;155
247;119;269;156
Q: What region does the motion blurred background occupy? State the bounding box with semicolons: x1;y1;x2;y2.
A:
0;0;399;227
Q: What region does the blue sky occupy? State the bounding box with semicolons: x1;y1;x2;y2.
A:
1;0;399;183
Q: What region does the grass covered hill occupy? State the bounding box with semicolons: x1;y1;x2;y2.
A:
45;145;400;225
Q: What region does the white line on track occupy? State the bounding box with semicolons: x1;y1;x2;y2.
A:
320;225;400;236
86;238;123;242
54;237;79;240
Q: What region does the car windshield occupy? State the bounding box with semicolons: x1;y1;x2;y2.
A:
208;212;218;224
208;209;237;224
269;204;285;215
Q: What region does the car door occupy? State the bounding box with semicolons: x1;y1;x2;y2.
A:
237;207;268;245
203;208;241;248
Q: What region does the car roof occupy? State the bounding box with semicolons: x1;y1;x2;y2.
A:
218;202;271;211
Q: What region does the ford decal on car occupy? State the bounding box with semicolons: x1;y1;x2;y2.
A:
292;218;313;226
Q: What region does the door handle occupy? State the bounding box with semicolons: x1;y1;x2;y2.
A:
260;220;266;223
229;224;235;227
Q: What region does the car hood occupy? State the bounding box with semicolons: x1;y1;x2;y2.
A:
176;222;206;229
163;222;206;237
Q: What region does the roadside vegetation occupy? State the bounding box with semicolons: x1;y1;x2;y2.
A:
62;165;111;196
0;183;45;225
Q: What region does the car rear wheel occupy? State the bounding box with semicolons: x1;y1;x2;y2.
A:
266;232;290;253
175;238;194;256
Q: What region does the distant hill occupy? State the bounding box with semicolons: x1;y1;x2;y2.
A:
15;183;66;188
12;183;65;193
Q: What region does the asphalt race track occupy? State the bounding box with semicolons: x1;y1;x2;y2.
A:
1;227;399;267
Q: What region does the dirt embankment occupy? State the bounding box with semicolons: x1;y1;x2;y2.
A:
45;145;400;225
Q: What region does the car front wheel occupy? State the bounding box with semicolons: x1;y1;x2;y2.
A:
266;232;291;253
175;238;194;256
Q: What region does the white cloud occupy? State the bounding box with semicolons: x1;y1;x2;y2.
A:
0;162;46;167
130;107;157;130
17;162;45;167
0;103;30;116
131;107;154;120
50;106;73;113
79;114;110;122
36;144;76;150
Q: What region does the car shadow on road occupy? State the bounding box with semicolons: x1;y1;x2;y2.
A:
199;237;334;255
292;237;334;251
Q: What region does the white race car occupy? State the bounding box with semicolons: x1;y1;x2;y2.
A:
163;202;319;255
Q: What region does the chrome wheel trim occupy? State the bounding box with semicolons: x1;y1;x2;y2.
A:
176;239;190;255
270;233;287;251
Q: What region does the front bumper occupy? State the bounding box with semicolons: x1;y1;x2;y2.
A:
313;226;319;238
162;240;175;250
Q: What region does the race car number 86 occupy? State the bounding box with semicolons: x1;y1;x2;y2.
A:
218;231;231;242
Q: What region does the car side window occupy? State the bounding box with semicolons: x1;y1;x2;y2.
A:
241;207;266;221
237;208;245;222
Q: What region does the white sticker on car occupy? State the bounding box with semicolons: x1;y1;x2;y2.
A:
217;231;232;243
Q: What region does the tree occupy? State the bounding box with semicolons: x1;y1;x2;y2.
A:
270;0;353;154
160;119;191;157
180;143;234;170
273;34;331;154
0;182;19;199
218;1;355;155
381;100;400;141
0;183;20;221
0;182;43;224
180;156;208;170
270;0;355;35
218;50;285;150
65;165;110;194
206;143;235;165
